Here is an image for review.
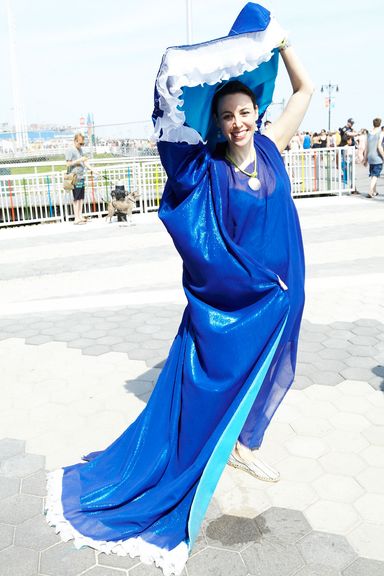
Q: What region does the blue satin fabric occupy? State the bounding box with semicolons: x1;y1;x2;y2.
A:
58;1;304;560
59;132;304;554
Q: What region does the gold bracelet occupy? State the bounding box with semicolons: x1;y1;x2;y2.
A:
279;38;291;51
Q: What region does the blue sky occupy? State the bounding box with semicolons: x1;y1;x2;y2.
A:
0;0;382;137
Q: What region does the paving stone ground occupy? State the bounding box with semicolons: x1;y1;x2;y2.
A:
1;168;384;576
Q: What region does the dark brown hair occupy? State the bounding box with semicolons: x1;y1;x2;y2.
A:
211;81;257;116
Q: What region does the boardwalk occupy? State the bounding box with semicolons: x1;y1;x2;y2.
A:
0;171;383;576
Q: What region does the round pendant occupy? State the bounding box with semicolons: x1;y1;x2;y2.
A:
248;177;261;191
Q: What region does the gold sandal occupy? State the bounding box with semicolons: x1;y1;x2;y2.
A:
228;452;280;482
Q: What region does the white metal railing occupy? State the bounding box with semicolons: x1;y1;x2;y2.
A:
0;158;167;226
284;146;355;196
0;148;355;227
0;173;64;226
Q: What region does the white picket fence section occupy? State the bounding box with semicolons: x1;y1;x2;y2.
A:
0;147;355;227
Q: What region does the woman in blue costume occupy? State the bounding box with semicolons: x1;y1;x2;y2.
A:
46;4;313;575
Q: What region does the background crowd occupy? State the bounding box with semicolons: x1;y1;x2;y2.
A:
284;117;384;165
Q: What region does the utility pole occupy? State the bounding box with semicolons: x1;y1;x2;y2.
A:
6;0;29;150
321;82;339;131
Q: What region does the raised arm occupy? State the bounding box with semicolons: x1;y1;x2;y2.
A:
266;45;314;153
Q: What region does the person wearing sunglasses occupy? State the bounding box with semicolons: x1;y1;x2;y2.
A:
65;132;94;224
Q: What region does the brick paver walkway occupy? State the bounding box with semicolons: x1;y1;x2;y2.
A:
0;168;383;576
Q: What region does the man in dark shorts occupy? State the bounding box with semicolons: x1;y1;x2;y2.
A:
65;133;94;224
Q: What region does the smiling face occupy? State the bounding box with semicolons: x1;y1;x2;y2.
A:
216;92;258;151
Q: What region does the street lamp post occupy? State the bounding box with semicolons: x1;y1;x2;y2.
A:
321;82;339;132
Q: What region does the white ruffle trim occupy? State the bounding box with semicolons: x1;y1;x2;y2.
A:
153;17;286;144
45;469;189;576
